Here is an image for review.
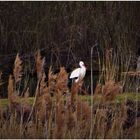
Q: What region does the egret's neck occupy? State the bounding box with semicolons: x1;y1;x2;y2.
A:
80;65;86;69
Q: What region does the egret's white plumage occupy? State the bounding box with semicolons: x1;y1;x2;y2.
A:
69;61;86;83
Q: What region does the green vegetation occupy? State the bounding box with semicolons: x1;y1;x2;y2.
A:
1;93;140;107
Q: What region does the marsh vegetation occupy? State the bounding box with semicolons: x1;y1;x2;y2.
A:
0;2;140;138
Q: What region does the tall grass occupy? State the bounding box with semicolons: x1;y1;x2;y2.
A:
0;51;139;138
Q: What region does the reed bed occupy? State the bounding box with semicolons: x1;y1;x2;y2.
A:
0;50;139;139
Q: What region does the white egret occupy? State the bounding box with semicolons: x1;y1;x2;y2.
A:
69;61;86;83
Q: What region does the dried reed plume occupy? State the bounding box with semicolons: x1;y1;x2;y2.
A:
65;103;76;131
35;49;45;80
52;68;71;138
93;108;108;138
55;67;68;93
48;67;57;96
54;100;65;138
8;75;20;112
71;81;83;106
35;71;52;123
106;104;127;138
104;48;115;82
55;67;68;102
94;83;102;95
22;87;30;105
13;53;23;83
102;80;123;102
93;83;102;104
76;99;91;138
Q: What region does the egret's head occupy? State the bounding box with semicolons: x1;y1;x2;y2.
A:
79;61;86;68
